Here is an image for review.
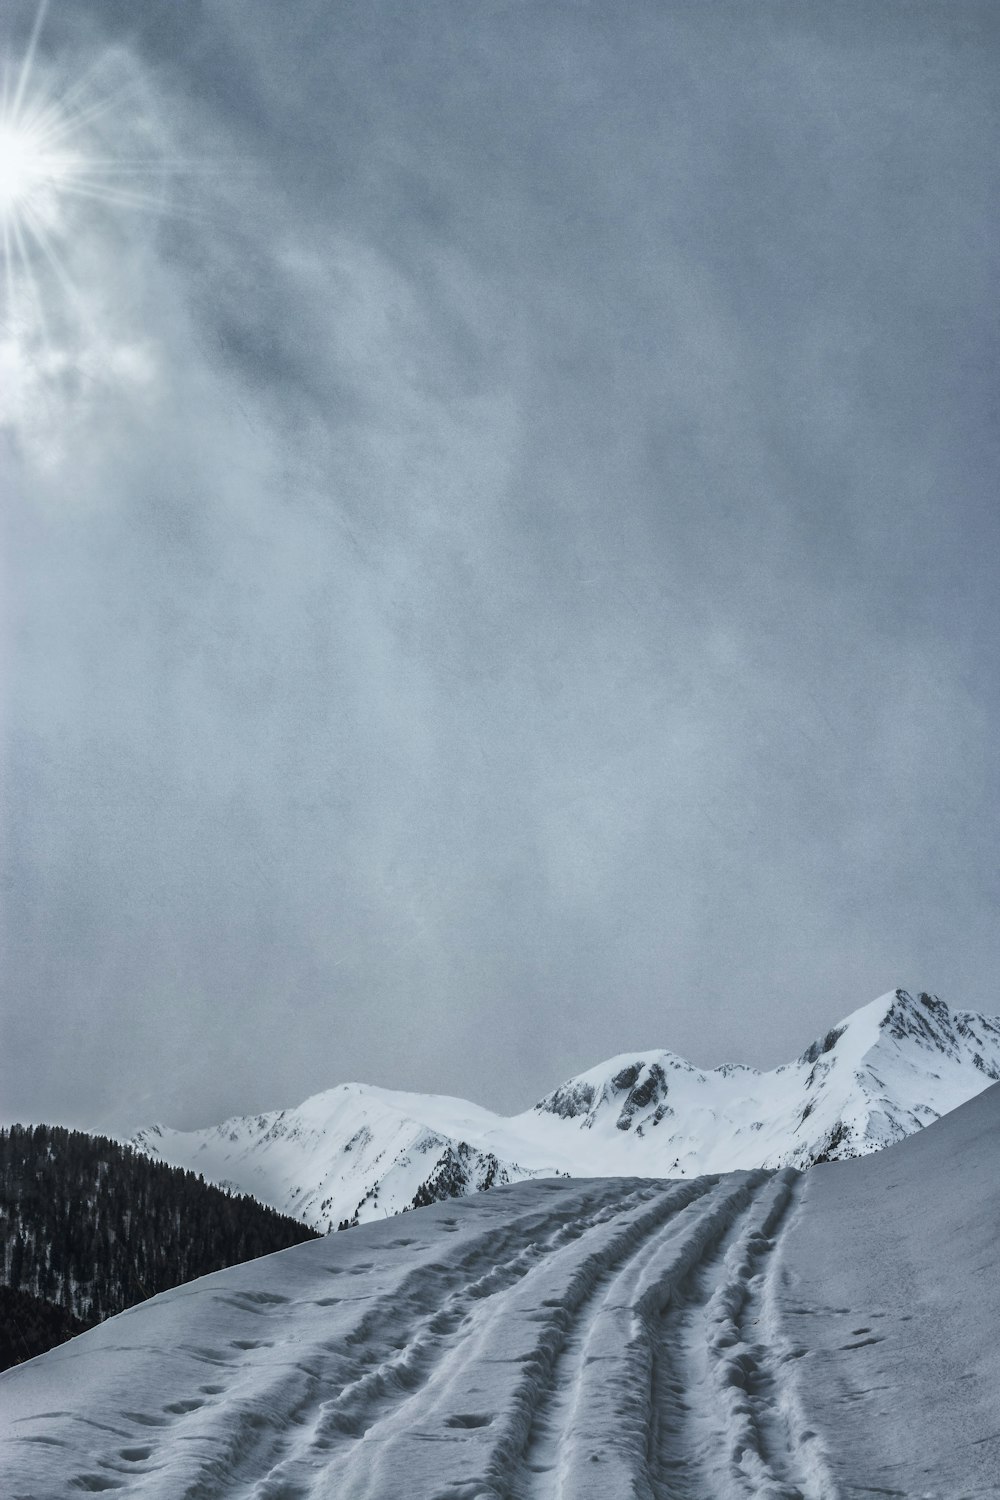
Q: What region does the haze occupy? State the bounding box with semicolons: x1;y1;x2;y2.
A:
2;0;997;1133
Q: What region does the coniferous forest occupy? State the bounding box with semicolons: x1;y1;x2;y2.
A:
0;1124;318;1370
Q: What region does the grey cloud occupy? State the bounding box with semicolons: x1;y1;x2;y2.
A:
2;1;998;1132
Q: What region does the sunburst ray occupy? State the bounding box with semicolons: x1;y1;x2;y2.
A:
0;0;216;407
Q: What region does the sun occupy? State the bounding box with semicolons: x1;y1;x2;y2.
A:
1;5;81;237
0;122;48;210
1;3;162;249
0;0;197;438
4;0;205;284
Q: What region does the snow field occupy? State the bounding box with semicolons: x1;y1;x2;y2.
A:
5;1085;1000;1500
0;1180;693;1498
0;1171;841;1500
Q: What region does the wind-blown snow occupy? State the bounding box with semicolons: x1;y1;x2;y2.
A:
132;989;1000;1230
4;1083;998;1497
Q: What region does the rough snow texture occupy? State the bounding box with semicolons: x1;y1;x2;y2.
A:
132;990;1000;1230
4;1087;999;1496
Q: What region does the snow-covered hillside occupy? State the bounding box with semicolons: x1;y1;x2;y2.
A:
133;989;1000;1230
780;1081;1000;1496
5;1085;1000;1498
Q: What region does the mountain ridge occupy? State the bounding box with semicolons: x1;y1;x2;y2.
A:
132;989;1000;1231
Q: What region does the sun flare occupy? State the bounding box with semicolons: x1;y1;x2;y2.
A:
1;4;167;270
0;0;200;440
0;121;59;211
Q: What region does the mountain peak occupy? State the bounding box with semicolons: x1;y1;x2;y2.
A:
132;989;1000;1230
534;1050;696;1132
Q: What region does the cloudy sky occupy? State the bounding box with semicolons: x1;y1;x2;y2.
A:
2;1;997;1133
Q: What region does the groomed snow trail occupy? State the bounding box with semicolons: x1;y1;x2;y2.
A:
0;1173;832;1500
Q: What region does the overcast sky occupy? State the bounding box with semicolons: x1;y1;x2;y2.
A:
2;0;998;1133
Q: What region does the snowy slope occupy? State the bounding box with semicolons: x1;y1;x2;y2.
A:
776;1081;1000;1498
4;1086;1000;1498
0;1171;807;1498
132;990;1000;1230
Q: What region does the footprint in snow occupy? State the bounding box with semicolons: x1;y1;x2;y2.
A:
181;1344;231;1364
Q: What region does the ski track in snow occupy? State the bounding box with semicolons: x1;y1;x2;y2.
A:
0;1172;847;1500
648;1168;835;1500
244;1178;694;1500
239;1180;663;1499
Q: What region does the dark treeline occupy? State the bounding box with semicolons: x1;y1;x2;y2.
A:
0;1123;318;1370
0;1286;87;1369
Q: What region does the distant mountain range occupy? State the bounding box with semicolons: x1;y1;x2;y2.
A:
132;989;1000;1232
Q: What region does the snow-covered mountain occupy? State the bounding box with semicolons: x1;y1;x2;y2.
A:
132;989;1000;1231
135;1086;537;1234
10;1085;1000;1497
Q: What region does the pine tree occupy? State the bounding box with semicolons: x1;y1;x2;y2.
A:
0;1124;319;1369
